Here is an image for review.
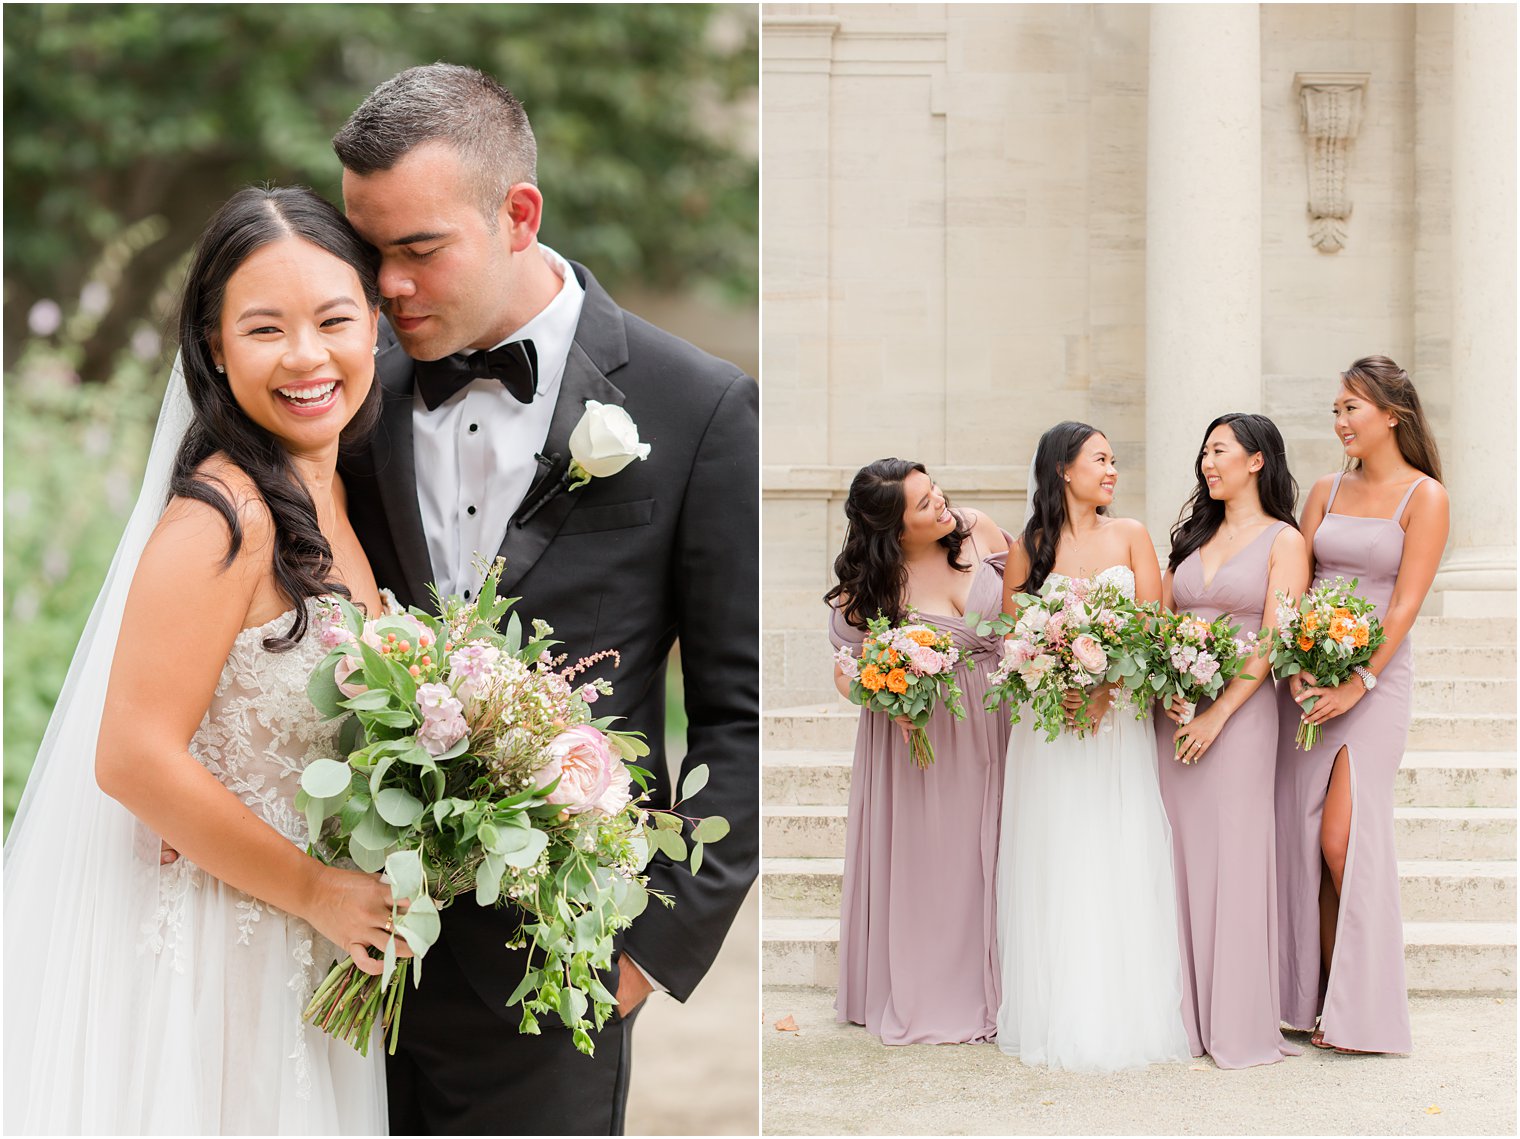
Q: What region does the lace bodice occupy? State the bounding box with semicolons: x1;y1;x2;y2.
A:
188;597;354;845
1045;564;1136;601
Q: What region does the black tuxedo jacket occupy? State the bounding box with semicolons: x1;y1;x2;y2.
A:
340;262;757;1007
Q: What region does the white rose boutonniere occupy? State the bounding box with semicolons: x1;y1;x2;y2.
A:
567;400;651;490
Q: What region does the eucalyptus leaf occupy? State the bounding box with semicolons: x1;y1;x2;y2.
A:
557;985;588;1028
347;835;388;874
300;758;352;799
692;816;729;843
507;970;542;1006
502;827;548;870
679;763;710;803
353;807;399;852
618;879;649;919
384;849;424;901
690;840;704;876
475;852;507;906
340;688;393;712
394;893;440;954
307;652;348;719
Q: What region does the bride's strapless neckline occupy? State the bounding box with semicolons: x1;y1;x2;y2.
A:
234;588;399;643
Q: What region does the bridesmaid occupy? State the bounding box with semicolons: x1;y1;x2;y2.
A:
1154;413;1309;1068
824;458;1013;1044
1276;356;1449;1054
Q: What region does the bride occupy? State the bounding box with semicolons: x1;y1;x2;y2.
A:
994;420;1191;1071
4;186;410;1133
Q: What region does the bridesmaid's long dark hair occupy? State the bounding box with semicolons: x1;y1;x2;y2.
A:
170;186;382;651
824;458;971;630
1167;413;1300;573
1340;355;1444;483
1018;421;1104;595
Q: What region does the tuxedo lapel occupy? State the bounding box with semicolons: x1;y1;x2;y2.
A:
370;342;436;606
496;339;624;595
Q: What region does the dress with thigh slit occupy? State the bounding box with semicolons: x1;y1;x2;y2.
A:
1274;472;1423;1053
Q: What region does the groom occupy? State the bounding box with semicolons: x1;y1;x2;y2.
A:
332;64;758;1134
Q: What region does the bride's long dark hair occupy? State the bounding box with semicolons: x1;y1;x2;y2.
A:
1167;413;1300;573
824;458;971;629
170;186;382;651
1018;421;1104;595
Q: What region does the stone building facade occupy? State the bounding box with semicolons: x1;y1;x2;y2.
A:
762;3;1515;709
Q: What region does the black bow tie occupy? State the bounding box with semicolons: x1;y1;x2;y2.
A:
414;339;538;411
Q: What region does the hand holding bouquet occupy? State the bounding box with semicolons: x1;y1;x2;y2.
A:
979;575;1152;741
835;616;965;768
296;561;727;1058
1268;576;1386;750
1131;606;1258;762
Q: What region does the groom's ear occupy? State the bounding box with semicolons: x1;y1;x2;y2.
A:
500;183;544;253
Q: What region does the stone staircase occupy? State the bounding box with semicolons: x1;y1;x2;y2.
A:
762;615;1518;993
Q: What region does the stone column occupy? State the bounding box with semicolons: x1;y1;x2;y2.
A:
1143;4;1262;547
1434;3;1517;616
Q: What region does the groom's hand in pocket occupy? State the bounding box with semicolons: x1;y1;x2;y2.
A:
616;957;654;1019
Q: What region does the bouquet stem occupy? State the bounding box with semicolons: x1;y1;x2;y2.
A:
908;726;936;769
1295;694;1322;751
303;957;410;1057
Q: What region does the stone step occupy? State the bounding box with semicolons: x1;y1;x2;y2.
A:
1412;616;1516;647
762;804;1517;861
762;856;1517;923
1415;644;1516;678
766;706;1517;753
762;918;1517;993
763;749;1517;809
1414;677;1516;713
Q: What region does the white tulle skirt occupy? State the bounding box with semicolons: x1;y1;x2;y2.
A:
995;702;1193;1071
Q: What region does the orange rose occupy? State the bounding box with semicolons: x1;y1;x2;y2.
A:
1333;607;1352;620
1353;624;1369;647
886;668;909;694
1297;634;1315;652
884;648;899;665
1302;611;1321;633
908;629;937;647
1329;618;1352;641
860;665;886;692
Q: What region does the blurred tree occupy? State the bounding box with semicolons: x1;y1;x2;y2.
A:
3;3;758;380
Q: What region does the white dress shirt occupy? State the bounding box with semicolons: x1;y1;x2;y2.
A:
412;244;585;601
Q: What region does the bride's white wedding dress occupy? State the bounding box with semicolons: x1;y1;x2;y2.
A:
6;597;387;1134
994;565;1192;1071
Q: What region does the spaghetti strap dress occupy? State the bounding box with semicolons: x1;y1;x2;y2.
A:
1155;521;1298;1068
1274;472;1426;1053
828;531;1013;1044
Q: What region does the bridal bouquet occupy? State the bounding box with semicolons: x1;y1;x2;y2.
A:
979;576;1151;741
835;615;965;768
1131;606;1259;762
1268;576;1386;750
295;561;727;1058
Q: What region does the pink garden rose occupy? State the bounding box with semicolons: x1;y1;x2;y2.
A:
1070;633;1107;675
534;726;628;816
334;652;367;699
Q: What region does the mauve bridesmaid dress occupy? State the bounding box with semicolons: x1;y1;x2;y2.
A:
828;531;1013;1044
1274;472;1426;1053
1154;521;1299;1068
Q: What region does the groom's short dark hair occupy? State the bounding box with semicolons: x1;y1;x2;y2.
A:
333;62;536;229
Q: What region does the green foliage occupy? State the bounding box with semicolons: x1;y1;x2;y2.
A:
3;3;758;373
3;345;167;830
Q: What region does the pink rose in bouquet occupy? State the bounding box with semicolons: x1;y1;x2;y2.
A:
1070;633;1107;675
535;725;628;815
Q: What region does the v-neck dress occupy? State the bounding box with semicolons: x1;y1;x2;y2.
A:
827;534;1013;1044
1154;522;1299;1068
1274;473;1425;1053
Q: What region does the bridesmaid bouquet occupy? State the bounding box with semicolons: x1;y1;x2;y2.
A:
1131;605;1259;762
295;560;727;1058
835;615;966;768
1268;576;1387;750
978;576;1152;741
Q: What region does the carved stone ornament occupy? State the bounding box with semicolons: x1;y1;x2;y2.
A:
1294;72;1370;254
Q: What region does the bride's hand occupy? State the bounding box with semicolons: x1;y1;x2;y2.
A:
1060;688;1086;724
301;865;415;975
